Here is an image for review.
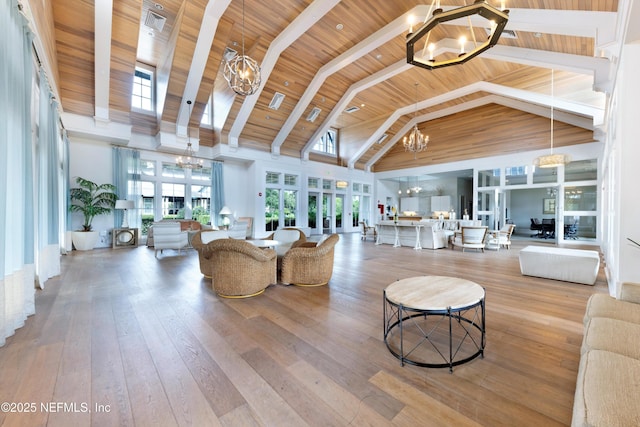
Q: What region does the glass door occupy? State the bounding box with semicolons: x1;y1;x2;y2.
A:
335;194;345;233
308;192;320;235
322;193;332;234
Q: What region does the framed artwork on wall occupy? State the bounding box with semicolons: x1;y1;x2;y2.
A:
543;198;556;214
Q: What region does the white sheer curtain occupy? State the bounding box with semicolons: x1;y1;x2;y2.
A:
0;0;36;346
112;147;142;231
35;67;62;288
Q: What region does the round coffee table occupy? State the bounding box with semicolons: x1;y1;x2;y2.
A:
383;276;485;372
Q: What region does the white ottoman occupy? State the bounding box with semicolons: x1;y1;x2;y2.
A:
519;246;600;285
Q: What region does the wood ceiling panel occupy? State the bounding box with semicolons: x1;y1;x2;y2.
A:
109;0;143;121
52;0;95;116
160;0;208;124
374;104;594;172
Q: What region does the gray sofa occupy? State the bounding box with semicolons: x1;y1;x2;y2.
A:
572;282;640;426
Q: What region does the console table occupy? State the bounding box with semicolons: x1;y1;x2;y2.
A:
383;276;485;372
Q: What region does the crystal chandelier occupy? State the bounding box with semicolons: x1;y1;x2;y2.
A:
223;0;261;96
403;83;428;158
534;69;570;168
176;100;203;170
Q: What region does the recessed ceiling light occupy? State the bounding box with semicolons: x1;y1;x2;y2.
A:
360;103;365;108
336;23;343;31
376;54;382;60
284;81;289;86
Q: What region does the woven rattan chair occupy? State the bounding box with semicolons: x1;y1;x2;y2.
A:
208;238;277;298
280;234;339;286
191;230;230;278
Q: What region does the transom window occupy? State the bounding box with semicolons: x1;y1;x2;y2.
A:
312;128;337;156
132;67;154;111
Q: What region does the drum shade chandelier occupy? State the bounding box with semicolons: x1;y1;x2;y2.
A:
534;70;571;168
403;83;428;158
223;0;261;95
176;100;204;170
406;0;509;70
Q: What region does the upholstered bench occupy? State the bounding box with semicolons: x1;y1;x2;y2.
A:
519;246;600;285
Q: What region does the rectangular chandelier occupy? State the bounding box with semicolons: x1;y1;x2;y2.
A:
407;1;509;70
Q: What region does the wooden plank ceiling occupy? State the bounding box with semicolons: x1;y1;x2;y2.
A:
49;0;617;170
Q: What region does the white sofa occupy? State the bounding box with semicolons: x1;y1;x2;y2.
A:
519;246;600;285
572;282;640;426
151;221;189;258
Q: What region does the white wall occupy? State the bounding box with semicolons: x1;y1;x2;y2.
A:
69;137;115;248
607;42;640;294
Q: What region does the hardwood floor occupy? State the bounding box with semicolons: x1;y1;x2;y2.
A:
0;234;607;426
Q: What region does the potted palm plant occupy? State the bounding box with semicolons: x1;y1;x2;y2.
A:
69;177;118;250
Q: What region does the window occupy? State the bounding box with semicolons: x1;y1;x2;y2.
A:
162;183;185;218
266;171;280;184
265;188;280;231
565;159;597;182
533;165;557;184
132;66;154;112
284;190;297;227
201;95;212;126
162;163;185;179
312;128;337;156
284;174;297;186
191;185;211;225
141;160;155;177
308;177;319;189
478;169;500;187
505;166;527;186
141;181;155;236
191;166;212;181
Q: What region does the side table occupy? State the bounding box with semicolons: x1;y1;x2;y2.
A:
383;275;485;372
113;228;138;249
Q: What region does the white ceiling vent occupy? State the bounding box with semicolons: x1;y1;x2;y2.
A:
269;92;285;110
223;47;237;62
486;27;517;38
344;105;360;113
306;107;321;122
145;10;166;32
376;133;389;144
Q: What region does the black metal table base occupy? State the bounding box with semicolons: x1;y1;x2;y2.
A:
383;292;485;372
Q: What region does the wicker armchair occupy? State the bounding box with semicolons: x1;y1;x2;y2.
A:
208;239;277;298
280;234;339;286
191;230;230;278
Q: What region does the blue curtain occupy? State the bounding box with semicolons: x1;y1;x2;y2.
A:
38;68;60;247
0;0;36;345
112;147;141;231
211;161;225;227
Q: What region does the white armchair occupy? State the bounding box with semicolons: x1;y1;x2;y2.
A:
151;222;189;258
497;224;516;249
451;226;488;252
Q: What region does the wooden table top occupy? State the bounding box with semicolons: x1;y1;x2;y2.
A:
385;276;484;311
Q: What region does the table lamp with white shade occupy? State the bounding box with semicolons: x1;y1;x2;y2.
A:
219;206;232;229
115;200;135;228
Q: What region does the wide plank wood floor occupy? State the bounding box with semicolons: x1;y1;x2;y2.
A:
0;233;607;426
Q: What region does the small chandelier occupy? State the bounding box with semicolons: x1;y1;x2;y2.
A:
403;82;428;158
407;0;509;70
176;100;203;170
223;0;261;96
534;70;571;168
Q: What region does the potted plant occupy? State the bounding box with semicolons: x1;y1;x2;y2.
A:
69;177;118;250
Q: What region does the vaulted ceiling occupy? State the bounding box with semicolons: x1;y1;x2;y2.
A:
47;0;619;171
